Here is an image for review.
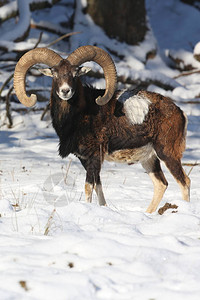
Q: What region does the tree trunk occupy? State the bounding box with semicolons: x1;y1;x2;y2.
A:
86;0;147;45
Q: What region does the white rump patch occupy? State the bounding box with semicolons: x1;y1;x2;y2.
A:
117;90;151;124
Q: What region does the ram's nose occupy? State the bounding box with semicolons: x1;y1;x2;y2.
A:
57;86;74;100
61;88;70;96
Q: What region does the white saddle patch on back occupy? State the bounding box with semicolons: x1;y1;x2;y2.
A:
117;90;151;124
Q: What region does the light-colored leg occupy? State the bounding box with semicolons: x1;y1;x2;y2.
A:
95;183;107;206
163;159;191;202
85;182;93;203
177;170;190;202
142;155;168;213
146;172;168;213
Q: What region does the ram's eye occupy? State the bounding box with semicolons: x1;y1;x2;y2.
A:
51;68;58;77
71;67;79;77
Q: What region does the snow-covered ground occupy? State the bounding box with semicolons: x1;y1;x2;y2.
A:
0;0;200;299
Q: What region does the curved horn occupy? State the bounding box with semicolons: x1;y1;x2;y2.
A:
67;46;117;105
14;48;62;107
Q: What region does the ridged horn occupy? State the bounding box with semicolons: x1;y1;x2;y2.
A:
14;48;62;107
67;45;117;105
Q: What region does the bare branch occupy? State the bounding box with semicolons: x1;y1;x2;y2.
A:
41;103;50;121
6;86;13;128
33;31;43;49
46;31;81;48
174;69;200;79
0;31;43;99
88;70;176;91
0;73;14;98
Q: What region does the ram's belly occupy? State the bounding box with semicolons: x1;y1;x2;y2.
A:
105;144;154;164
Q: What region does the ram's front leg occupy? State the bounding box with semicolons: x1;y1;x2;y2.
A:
94;182;106;206
81;158;106;206
85;180;93;203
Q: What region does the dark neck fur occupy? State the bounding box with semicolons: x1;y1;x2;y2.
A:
50;82;104;157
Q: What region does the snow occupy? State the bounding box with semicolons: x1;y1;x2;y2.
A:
0;1;17;20
0;0;200;299
0;0;30;42
146;0;200;51
194;42;200;55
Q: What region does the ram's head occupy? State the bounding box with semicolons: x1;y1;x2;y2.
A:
14;46;117;106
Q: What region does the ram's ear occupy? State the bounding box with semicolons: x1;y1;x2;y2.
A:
38;68;53;77
73;66;91;77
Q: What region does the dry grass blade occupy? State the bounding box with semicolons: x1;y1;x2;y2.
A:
182;162;199;167
44;209;56;236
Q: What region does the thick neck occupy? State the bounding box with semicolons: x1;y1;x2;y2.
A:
50;80;84;138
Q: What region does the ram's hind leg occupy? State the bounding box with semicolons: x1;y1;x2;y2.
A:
154;146;190;202
164;157;190;202
154;109;190;204
142;155;168;213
